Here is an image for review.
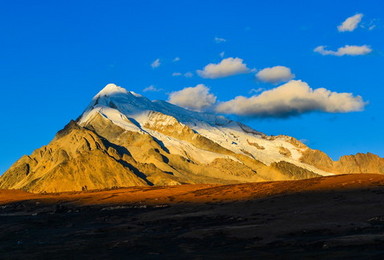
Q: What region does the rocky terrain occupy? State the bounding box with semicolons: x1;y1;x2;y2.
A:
1;84;383;193
301;149;384;174
1;174;384;259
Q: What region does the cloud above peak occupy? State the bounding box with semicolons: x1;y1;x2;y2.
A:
256;66;295;84
338;13;363;32
216;80;365;118
197;57;251;79
168;84;217;111
314;45;372;56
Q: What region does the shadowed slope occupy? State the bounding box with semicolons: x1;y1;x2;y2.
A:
1;174;384;205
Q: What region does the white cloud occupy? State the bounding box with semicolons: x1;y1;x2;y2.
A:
256;66;295;84
173;57;180;62
219;51;225;58
249;88;265;94
151;58;161;68
184;72;193;77
338;13;363;32
314;45;372;56
143;85;161;92
197;57;251;79
172;72;193;77
168;84;217;111
214;37;226;43
216;80;365;118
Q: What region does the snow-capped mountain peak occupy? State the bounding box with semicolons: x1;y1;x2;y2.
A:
94;83;129;98
5;83;383;193
81;84;231;128
78;84;333;176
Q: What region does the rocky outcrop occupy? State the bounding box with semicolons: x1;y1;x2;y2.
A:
271;161;319;180
336;153;384;174
300;149;335;172
300;150;384;174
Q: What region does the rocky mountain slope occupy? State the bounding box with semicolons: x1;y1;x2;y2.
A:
301;150;384;174
1;84;383;192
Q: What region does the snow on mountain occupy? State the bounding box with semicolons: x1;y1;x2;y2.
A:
79;84;333;176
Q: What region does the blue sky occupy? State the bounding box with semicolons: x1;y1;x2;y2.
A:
1;0;383;173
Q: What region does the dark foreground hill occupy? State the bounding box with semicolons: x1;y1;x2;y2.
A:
2;174;384;259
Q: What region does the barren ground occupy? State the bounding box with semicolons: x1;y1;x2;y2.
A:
2;174;384;259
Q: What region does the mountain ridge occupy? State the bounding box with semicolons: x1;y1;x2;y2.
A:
1;84;383;193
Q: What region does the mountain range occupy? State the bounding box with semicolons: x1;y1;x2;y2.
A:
1;84;383;192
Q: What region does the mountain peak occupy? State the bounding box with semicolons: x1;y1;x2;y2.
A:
84;84;154;114
95;84;143;99
94;83;128;99
80;84;233;129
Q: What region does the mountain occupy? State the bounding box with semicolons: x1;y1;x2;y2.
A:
1;84;383;193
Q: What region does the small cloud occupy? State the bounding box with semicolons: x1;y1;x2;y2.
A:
314;45;372;56
361;18;378;31
143;85;161;92
168;84;217;111
219;51;225;58
256;66;295;84
173;57;181;62
337;14;363;32
214;37;227;43
197;57;251;79
249;88;265;94
359;18;382;31
184;72;193;78
338;13;363;32
151;58;161;68
216;80;366;118
172;72;193;77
